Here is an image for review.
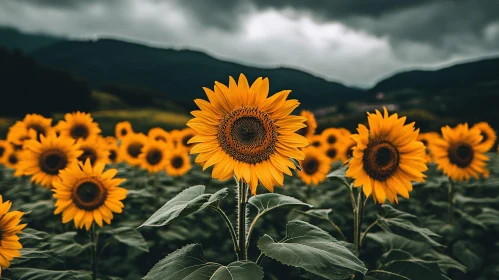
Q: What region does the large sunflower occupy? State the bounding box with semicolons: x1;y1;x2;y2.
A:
417;132;441;164
115;121;134;140
6;122;37;149
187;74;308;194
165;148;192;177
321;128;344;146
472;122;496;152
18;132;82;188
22;113;52;140
0;140;13;165
178;128;196;151
346;108;427;204
296;110;317;138
308;134;326;149
0;195;26;276
76;137;109;166
52;160;127;230
432;123;489;181
298;147;331;186
139;140;170;173
148;127;172;144
59;112;101;140
120;133;148;166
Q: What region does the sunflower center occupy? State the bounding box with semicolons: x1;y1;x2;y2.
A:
311;141;321;147
72;179;107;210
0;147;4;157
146;149;163;165
326;147;337;159
182;134;193;147
155;136;166;142
71;124;89;139
8;154;18;165
303;158;319;175
449;143;474;168
171;156;184;169
481;132;488;143
78;147;98;165
121;128;128;136
218;107;276;164
39;149;68;175
109;150;117;162
127;142;143;158
362;139;399;181
327;135;337;144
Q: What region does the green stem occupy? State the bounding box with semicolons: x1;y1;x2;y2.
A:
237;180;249;260
327;219;348;242
210;205;239;260
360;220;378;246
448;179;455;223
245;214;260;251
353;187;364;280
90;226;98;280
255;252;265;266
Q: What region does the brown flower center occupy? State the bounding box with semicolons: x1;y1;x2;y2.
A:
311;140;321;147
303;158;319;175
146;149;163;165
218;107;276;164
8;154;18;165
155;136;166;142
127;142;143;158
448;143;474;168
171;156;184;169
39;149;68;175
362;139;399;181
326;147;337;159
71;124;89;139
78;147;98;165
109;150;117;162
121;128;128;136
72;179;107;210
327;135;337;144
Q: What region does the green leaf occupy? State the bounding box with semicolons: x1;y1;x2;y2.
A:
140;185;227;227
109;227;149;253
257;220;367;279
143;244;263;280
382;260;442;280
476;207;499;227
452;240;483;271
327;165;349;186
290;158;302;171
298;209;333;220
248;193;312;217
7;268;92;280
49;232;91;257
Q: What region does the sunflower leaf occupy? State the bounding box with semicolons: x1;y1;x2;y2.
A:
108;227;149;253
143;244;263;280
139;185;228;228
7;268;92;280
257;220;367;279
248;193;312;217
327;165;349;186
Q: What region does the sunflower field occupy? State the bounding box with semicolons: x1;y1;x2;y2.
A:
0;74;498;280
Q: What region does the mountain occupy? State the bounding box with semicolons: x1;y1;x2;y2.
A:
0;26;63;53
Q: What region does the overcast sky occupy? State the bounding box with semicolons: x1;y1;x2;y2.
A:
1;0;498;87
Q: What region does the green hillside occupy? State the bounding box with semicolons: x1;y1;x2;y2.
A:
0;26;63;53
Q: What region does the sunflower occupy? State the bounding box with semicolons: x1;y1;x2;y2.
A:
139;140;170;173
322;144;341;162
321;128;344;146
18;132;82;188
0;140;13;165
0;195;27;276
432;123;489;181
339;137;357;163
3;149;20;171
339;128;351;137
178;128;196;151
104;136;117;146
148;127;172;145
298;147;331;186
6;122;37;149
296;110;317;138
187;74;308;194
22;113;52;140
308;134;326;149
58;112;101;140
120;133;148;166
170;129;182;148
418;132;441;164
346;108;427;204
472;122;496;152
165;148;192;177
52;160;127;230
115;121;133;139
105;140;121;164
53;120;64;137
76;137;109;166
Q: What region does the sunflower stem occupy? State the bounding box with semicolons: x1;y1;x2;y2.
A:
210;205;239;260
90;225;98;280
237;180;249;261
353;187;364;280
448;178;455;224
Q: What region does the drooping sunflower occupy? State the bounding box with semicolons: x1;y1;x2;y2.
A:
178;128;196;151
76;137;110;166
120;133;148;166
308;134;326;149
165;148;192;177
339;137;357;163
0;195;27;276
148;127;172;144
58;112;101;140
139;140;170;173
115;121;133;140
18;132;82;188
6;122;37;149
417;132;441;164
22;113;52;140
52;160;127;230
187;74;308;194
346;108;427;204
322;144;341;162
432;123;489;181
472;122;496;152
321;128;344;146
298;147;331;186
0;140;13;165
296;110;317;138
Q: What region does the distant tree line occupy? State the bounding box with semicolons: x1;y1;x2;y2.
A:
0;47;94;117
